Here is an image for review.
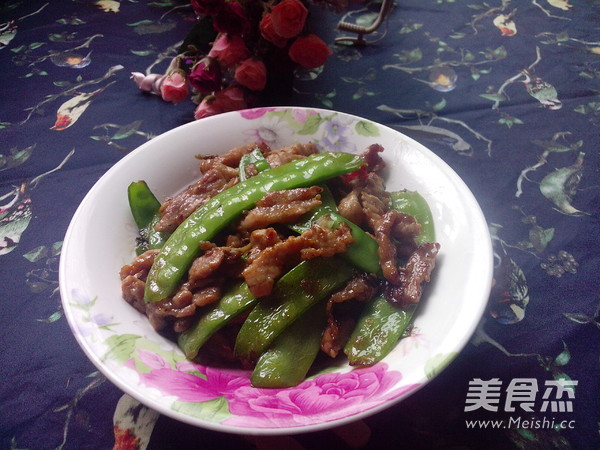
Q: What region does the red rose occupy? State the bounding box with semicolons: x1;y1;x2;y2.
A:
208;34;249;67
259;13;287;48
189;57;222;93
288;34;332;69
191;0;224;16
213;1;249;35
160;72;189;103
271;0;308;39
235;58;267;91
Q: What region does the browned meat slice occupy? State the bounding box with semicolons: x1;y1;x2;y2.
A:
245;227;282;263
192;285;222;307
155;168;237;232
119;242;245;332
337;172;390;232
120;248;158;280
360;173;390;230
242;221;354;298
386;242;440;306
238;186;322;231
337;190;365;227
241;237;304;298
321;274;379;358
188;244;226;288
198;142;270;173
120;249;159;314
265;142;318;167
320;309;355;358
362;143;386;173
374;210;421;284
329;274;379;304
299;220;354;259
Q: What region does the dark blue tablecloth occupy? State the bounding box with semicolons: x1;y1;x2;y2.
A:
1;1;598;448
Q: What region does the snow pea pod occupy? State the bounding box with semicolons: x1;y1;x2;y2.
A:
127;181;169;255
144;152;364;303
178;281;257;360
344;294;416;366
344;190;436;366
234;256;355;365
238;147;270;181
128;181;161;229
289;186;381;275
389;190;436;244
250;301;327;388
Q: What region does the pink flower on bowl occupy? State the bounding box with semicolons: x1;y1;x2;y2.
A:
239;108;277;120
136;349;250;403
224;364;417;428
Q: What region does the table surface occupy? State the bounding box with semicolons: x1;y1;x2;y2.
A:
1;1;599;449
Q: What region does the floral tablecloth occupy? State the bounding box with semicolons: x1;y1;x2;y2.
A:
1;0;598;449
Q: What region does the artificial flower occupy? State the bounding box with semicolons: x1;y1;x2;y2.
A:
208;33;249;68
188;57;222;93
160;71;189;103
259;13;288;48
234;58;267;91
213;1;249;35
132;0;340;120
131;72;163;94
271;0;308;38
194;86;247;119
289;33;332;68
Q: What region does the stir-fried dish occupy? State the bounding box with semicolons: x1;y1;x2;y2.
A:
120;142;440;388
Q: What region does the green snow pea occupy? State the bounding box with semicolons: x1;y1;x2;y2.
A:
234;256;355;365
127;181;169;255
238;147;270;182
389;190;436;244
178;281;257;360
344;294;416;366
250;301;327;388
289;186;381;275
144;152;364;303
344;190;436;366
128;181;161;230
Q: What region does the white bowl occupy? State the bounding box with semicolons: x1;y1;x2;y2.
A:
60;107;493;434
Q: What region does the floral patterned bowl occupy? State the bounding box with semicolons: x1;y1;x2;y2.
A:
59;107;493;434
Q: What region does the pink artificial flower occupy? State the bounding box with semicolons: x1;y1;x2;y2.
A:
208;34;249;68
191;0;224;16
188;57;222;93
259;13;287;48
288;33;332;69
270;0;308;39
234;58;267;91
131;72;163;94
194;86;247;119
160;71;189;103
213;1;249;35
